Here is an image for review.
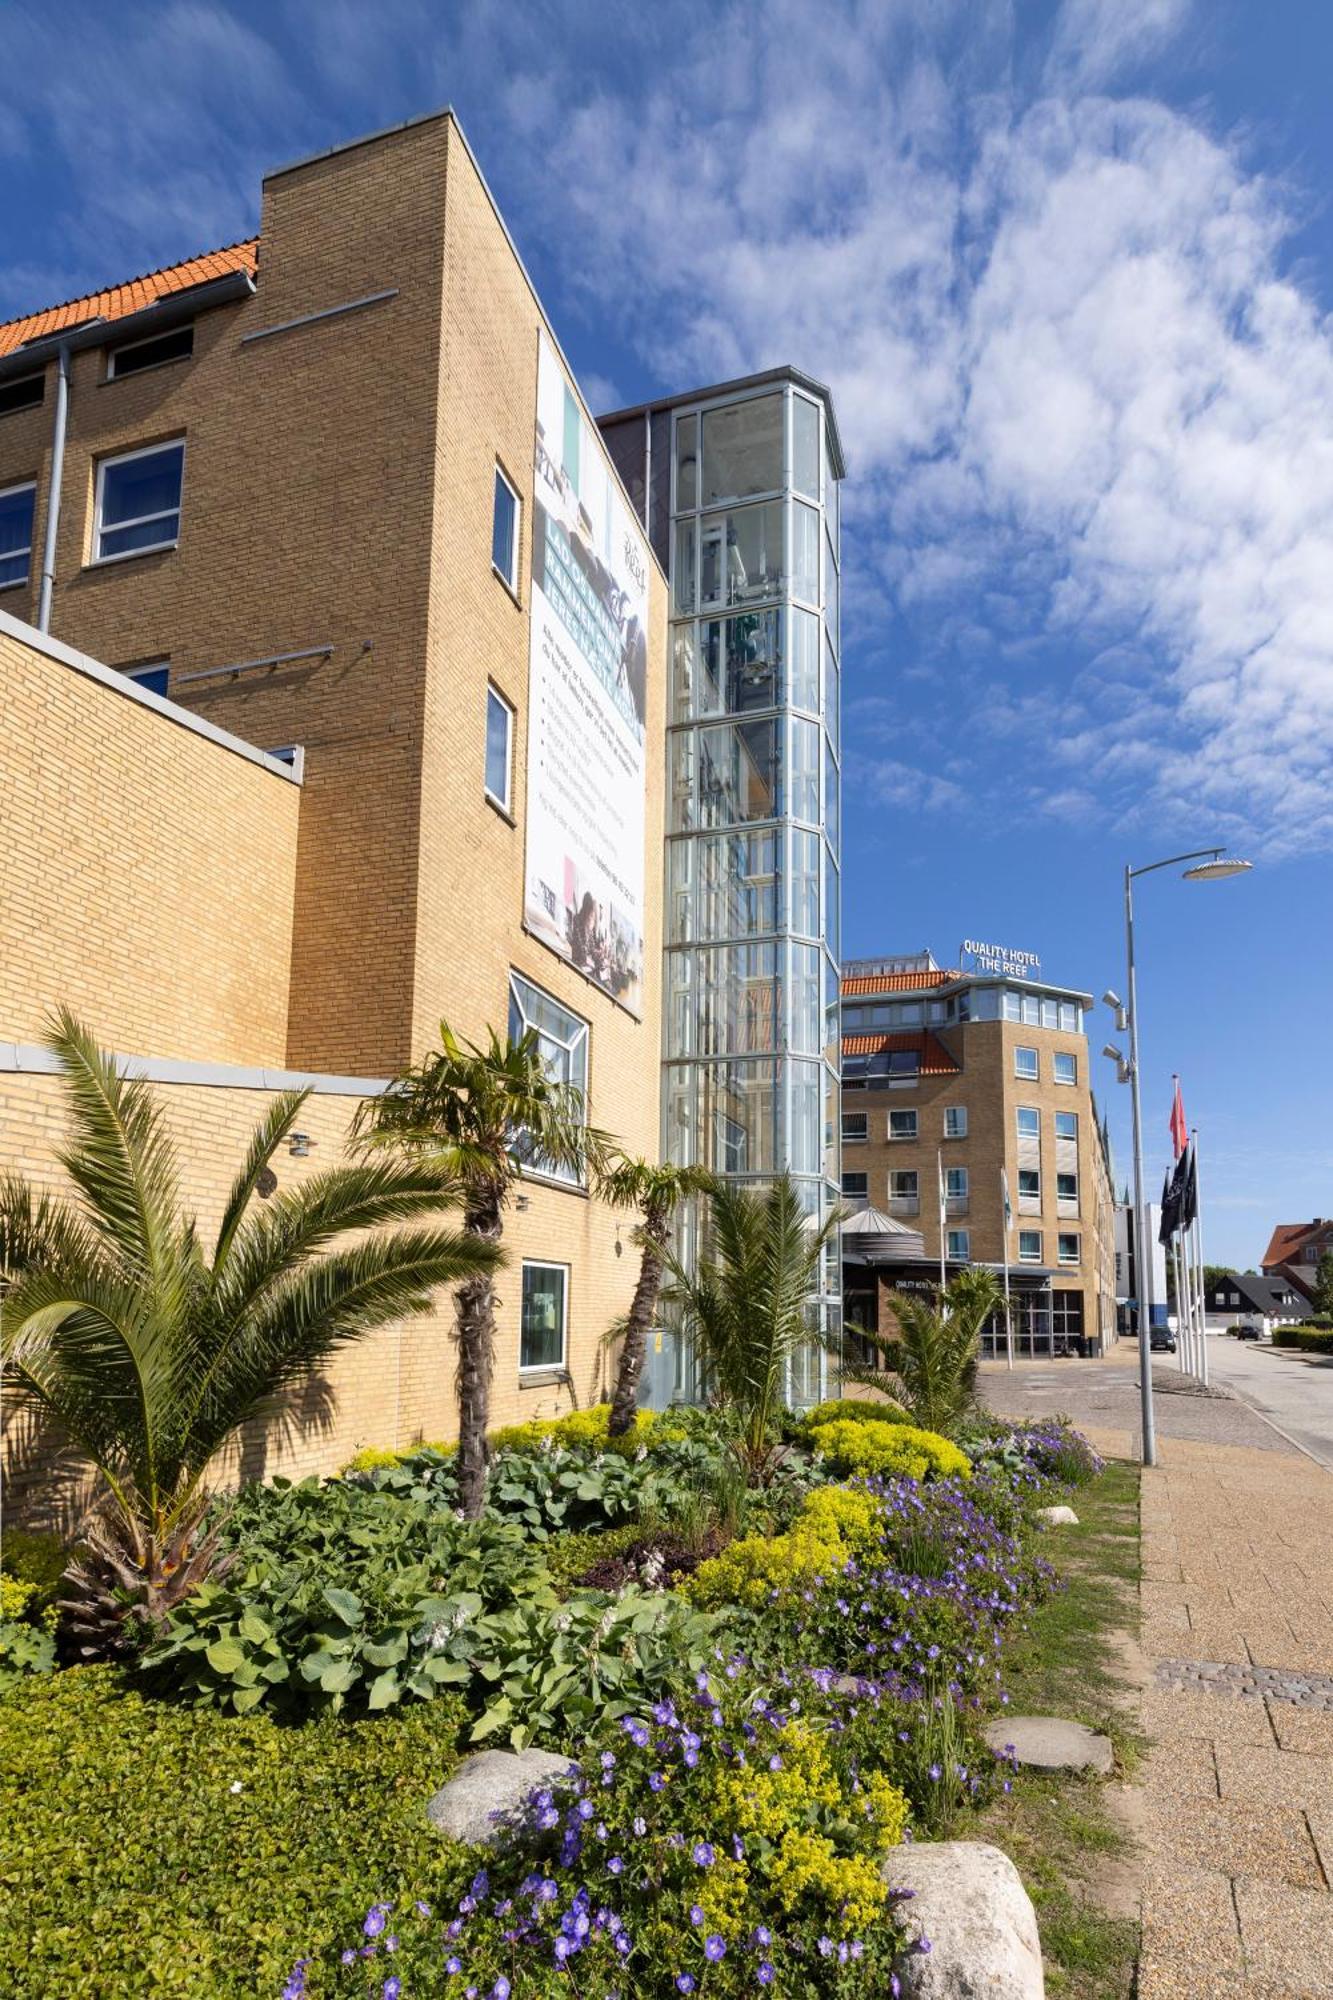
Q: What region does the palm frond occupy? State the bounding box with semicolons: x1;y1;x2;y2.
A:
211;1087;311;1271
0;1176;108;1282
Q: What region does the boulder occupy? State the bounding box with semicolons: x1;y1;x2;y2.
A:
1034;1505;1079;1527
983;1715;1114;1774
427;1747;577;1845
886;1840;1043;1999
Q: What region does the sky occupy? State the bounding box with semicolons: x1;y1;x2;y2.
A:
2;0;1330;1267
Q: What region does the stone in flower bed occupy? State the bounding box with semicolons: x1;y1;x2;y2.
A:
427;1748;578;1845
1034;1504;1079;1526
982;1715;1114;1774
886;1841;1044;1999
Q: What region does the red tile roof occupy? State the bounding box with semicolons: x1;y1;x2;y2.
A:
841;969;957;995
0;240;259;359
841;1030;960;1074
1262;1221;1333;1270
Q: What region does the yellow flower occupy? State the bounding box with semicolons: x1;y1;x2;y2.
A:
807;1419;971;1483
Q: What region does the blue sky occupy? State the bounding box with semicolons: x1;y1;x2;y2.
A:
2;0;1330;1267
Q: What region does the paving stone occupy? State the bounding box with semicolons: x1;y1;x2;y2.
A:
1140;1688;1275;1747
1142;1793;1324;1889
1140;1863;1243;1975
981;1714;1114;1774
1214;1741;1333;1814
1135;1956;1248;1999
1268;1706;1333;1755
1140;1739;1218;1799
1235;1877;1333;1996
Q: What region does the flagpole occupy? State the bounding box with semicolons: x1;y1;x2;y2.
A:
937;1149;948;1306
1001;1169;1014;1371
1170;1232;1188;1377
1192;1126;1209;1388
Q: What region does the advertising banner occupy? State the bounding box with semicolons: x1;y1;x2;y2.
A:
524;332;649;1015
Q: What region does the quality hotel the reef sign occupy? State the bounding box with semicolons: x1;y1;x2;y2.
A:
959;938;1043;978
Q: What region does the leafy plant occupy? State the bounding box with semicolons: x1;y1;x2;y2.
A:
664;1174;839;1475
797;1396;912;1433
355;1021;609;1518
0;1011;497;1658
807;1418;972;1483
0;1617;56;1691
593;1154;716;1435
837;1267;1003;1436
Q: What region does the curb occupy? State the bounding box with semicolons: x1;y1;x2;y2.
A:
1204;1368;1333;1476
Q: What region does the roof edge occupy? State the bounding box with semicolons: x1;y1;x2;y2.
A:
598;365;846;481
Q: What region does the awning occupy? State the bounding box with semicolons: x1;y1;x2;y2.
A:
840;1202;926;1266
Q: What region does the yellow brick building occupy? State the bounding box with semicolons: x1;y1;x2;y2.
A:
0;112;680;1510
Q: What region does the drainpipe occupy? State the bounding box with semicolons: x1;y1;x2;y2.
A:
36;343;70;634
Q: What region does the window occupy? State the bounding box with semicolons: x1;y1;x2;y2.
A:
888;1109;917;1140
1018;1168;1041;1199
485;684;514;811
886;1051;919;1080
1058;1233;1080;1265
1016;1107;1040;1139
889;1170;919;1202
946;1167;968;1200
1057;1171;1079;1202
94;440;184;561
108;323;194;378
1054;1052;1077;1085
120;660;169;696
0;481;36;588
520;1262;567;1371
946;1229;970;1261
1018;1230;1042;1263
842;1111;868;1143
492;464;520;591
1014;1046;1038;1080
1054;1111;1078;1141
507;972;588;1185
0;373;43;417
265;745;302;771
842;1170;869;1198
1058;1002;1079;1032
943;1106;967;1139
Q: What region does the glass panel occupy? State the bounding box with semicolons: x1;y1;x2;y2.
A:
670;731;698;832
824;628;839;755
669;1059;780;1175
824;738;840;853
702;609;782;716
673;519;696;613
508;973;588;1185
100;516;180;558
790;607;819;713
791;829;820;938
126;663;169;697
694;943;780;1055
668;829;779;943
792;500;820;606
700;502;785;608
0;487;34;585
789;715;819;825
792;395;820;500
825;547;839;640
825;443;839;552
700;394;784;505
789;1058;820;1174
825;845;841;966
485;688;510;804
492;471;517;580
675;412;698;512
690;720;779;828
666;950;694;1058
101;444;183;530
791;942;820;1055
521;1264;566;1369
824;955;840;1065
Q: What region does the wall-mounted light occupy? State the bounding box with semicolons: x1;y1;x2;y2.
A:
288;1132;316;1159
515;1194;530;1212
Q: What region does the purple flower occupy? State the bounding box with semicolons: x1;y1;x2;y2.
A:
383;1983;402;2000
690;1905;705;1927
705;1936;727;1962
752;1927;771;1946
446;1959;463;1976
364;1906;388;1939
676;1979;696;1994
607;1856;624;1876
757;1964;775;1985
692;1842;716;1867
649;1772;666;1792
491;1982;511;2000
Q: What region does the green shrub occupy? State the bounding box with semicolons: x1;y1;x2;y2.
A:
799;1396;913;1432
1273;1326;1333;1354
807;1419;972;1483
0;1665;469;1997
542;1522;647;1591
0;1527;68;1598
0;1617;56;1691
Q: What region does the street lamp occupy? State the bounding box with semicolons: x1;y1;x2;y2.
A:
1108;847;1253;1468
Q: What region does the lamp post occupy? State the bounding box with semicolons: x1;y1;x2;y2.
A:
1104;848;1252;1468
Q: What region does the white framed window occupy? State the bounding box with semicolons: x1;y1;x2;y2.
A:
1058;1002;1079;1032
94;439;184;562
1018;1230;1042;1263
520;1261;568;1371
120;660;169;697
1058;1233;1080;1265
1016;1107;1040;1139
507;971;588;1186
1021;994;1040;1025
946;1229;970;1261
1054;1110;1078;1141
492;463;521;593
943;1106;967;1139
841;1111;868;1143
946;1166;968;1200
841;1170;869;1198
1014;1046;1038;1080
1018;1168;1041;1200
0;480;36;588
485;684;514;811
889;1169;919;1203
107;323;194;379
1054;1051;1077;1085
1057;1170;1079;1202
888;1108;918;1140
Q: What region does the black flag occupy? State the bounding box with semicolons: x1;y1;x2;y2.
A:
1180;1143;1198;1231
1159;1154;1186;1243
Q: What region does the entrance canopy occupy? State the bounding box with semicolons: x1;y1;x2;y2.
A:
840;1203;926;1266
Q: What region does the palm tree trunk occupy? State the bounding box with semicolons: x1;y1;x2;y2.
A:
455;1188;503;1519
608;1208;668;1437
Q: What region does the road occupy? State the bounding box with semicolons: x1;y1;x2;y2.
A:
1201;1330;1333;1472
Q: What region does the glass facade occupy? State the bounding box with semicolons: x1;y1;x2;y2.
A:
663;383;842;1404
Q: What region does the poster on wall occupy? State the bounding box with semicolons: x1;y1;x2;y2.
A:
523;331;649;1016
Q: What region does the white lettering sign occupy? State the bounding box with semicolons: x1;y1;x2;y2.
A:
960;938;1042;979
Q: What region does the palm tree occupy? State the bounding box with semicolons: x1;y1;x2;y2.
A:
838;1266;1003;1436
594;1155;716;1436
664;1173;839;1475
0;1011;499;1656
355;1021;607;1517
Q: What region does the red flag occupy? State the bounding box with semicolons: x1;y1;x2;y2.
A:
1169;1079;1187;1160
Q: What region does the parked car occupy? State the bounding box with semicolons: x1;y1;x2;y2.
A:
1150;1327;1177;1353
1236;1320;1264;1341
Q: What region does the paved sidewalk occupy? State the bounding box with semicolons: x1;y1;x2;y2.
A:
981;1353;1333;1996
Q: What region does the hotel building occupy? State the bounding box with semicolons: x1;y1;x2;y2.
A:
839;951;1117;1356
0;109;843;1511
